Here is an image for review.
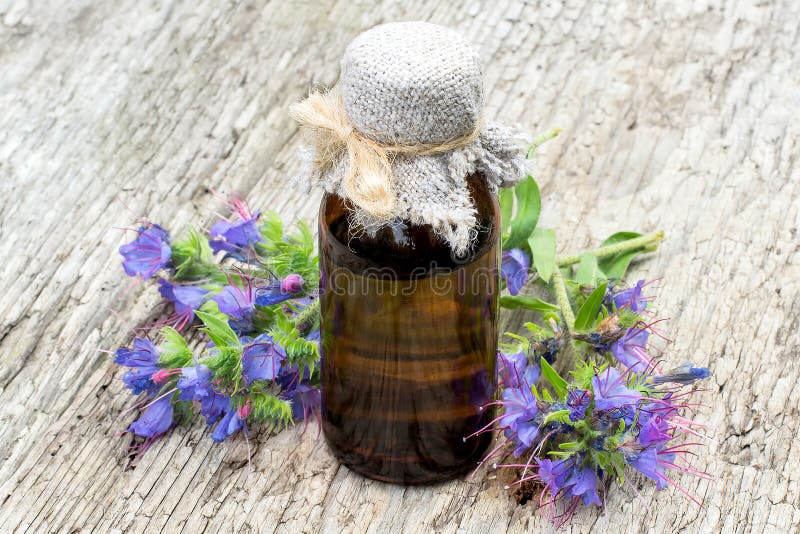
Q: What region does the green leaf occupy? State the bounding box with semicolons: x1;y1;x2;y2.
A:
170;226;217;281
256;212;319;284
247;391;294;427
575;253;606;286
504;176;541;250
523;322;552;338
540;357;568;400
597;231;650;279
543;409;572;425
499;188;513;237
268;308;320;371
196;309;241;349
574;281;608;332
158;326;194;368
499;295;559;313
528;228;556;282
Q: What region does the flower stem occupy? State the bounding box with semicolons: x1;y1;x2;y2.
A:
294;297;320;329
552;269;575;334
556;231;664;267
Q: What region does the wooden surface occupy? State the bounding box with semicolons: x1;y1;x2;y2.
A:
1;0;798;532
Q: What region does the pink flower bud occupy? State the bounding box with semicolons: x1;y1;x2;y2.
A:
237;402;252;419
151;368;174;384
280;274;304;294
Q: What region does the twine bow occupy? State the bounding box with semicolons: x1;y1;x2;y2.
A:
290;90;481;222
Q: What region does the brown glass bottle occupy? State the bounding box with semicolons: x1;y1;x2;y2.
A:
318;173;500;484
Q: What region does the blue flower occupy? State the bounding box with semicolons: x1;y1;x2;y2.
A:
499;384;541;455
591;367;642;411
538;457;601;506
629;448;674;490
611;279;648;312
199;392;230;425
128;395;174;438
567;389;590;421
115;338;161;395
538;458;570;494
210;397;246;442
610;327;652;373
209;211;263;260
254;280;294;307
177;364;214;402
568;464;602;506
637;414;672;447
115;338;159;367
119;225;172;278
498;351;540;388
284;383;321;420
653;362;711;385
158;279;209;327
242;334;286;385
501;248;530;296
500;385;538;431
213;284;256;333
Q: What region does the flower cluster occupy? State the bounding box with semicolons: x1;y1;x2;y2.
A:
111;135;712;527
489;280;710;524
114;199;321;462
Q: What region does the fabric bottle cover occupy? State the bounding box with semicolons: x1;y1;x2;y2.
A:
292;21;527;255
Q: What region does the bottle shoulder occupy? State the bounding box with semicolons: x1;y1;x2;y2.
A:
319;173;499;273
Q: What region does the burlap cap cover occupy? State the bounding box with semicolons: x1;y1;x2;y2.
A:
295;21;527;255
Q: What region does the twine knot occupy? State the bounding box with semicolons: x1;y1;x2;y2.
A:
290;89;481;223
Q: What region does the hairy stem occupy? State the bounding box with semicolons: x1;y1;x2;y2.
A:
556;231;664;267
293;296;320;328
552;269;575;334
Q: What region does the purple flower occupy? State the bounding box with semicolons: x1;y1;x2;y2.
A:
115;338;161;395
284;384;322;420
629;448;674;490
501;249;530;296
567;389;590;421
210;397;247;442
638;415;672;447
242;334;286;385
177;364;214;402
500;385;538;431
128;395;174;438
121;371;160;395
209;210;263;259
280;274;305;294
119;225;172;278
254;280;294;307
591;367;642;411
213;283;256;333
158;279;209;327
115;338;159;367
568;464;602;506
500;384;541;455
538;458;570;495
653;362;710;385
498;351;540;388
611;279;648;312
199;392;230;425
611;327;653;373
538;457;601;506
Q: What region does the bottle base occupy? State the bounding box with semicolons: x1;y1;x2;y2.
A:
323;429;493;485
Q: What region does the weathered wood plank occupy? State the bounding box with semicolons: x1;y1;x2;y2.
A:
1;0;798;532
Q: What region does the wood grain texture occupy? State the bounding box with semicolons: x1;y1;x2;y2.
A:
0;0;798;532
